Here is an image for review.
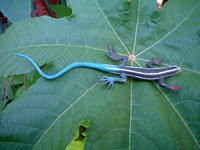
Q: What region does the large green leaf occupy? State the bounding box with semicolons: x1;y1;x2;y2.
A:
0;0;200;149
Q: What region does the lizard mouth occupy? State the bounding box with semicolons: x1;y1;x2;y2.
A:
177;67;182;72
174;66;182;75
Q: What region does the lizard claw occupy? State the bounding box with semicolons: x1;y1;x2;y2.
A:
151;57;163;66
108;81;114;88
169;85;181;92
98;76;115;88
106;46;118;59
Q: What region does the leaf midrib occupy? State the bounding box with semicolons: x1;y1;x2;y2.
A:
129;0;141;147
132;0;140;55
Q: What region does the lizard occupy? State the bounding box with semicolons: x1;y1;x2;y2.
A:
15;47;181;91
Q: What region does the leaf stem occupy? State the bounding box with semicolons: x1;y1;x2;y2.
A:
3;79;11;100
23;74;27;91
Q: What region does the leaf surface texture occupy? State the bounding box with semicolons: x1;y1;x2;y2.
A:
0;0;200;149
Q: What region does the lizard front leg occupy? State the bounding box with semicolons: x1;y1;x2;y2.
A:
98;73;127;88
106;46;128;67
146;57;163;68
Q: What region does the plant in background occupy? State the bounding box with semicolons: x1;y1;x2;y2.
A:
0;0;199;149
65;119;91;150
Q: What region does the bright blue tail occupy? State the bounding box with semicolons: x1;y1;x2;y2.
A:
15;53;117;80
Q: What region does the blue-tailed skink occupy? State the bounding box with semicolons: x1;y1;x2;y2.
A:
15;47;181;91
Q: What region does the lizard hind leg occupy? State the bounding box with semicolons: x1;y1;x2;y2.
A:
98;73;127;88
106;46;128;67
158;76;181;92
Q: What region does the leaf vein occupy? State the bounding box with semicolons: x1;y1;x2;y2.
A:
132;0;140;54
32;82;98;148
95;0;130;55
131;131;159;149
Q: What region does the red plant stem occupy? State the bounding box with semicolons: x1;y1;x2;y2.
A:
162;0;168;6
157;0;168;9
32;0;56;17
34;0;51;16
0;16;7;21
49;0;59;4
3;79;11;100
24;74;27;91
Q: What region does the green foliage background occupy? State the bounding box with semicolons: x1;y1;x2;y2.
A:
0;0;200;149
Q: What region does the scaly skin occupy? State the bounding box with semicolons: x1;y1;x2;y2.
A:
15;47;181;91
